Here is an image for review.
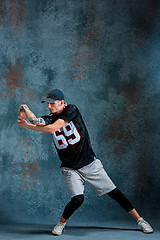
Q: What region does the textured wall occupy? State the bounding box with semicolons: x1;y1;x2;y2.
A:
0;0;160;224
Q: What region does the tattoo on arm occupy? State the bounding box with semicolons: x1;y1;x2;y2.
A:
21;105;29;112
29;117;45;125
21;105;45;126
39;118;45;124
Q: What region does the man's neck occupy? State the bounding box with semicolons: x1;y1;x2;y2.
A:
55;105;65;115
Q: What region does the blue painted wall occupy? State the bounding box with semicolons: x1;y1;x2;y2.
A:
0;0;160;224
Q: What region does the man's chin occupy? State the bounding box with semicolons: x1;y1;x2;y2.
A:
50;110;57;114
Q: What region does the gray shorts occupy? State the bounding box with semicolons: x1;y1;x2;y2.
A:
61;158;116;198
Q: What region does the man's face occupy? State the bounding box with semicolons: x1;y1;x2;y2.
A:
48;100;64;114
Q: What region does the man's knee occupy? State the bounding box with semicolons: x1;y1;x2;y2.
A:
72;194;84;208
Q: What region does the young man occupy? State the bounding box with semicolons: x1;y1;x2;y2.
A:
17;89;153;236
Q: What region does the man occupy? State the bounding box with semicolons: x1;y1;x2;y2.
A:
17;89;153;236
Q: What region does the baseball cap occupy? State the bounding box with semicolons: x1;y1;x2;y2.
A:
41;89;64;103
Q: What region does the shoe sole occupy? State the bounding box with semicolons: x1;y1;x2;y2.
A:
52;230;62;236
142;230;153;234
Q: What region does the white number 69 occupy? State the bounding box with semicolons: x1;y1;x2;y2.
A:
52;121;81;150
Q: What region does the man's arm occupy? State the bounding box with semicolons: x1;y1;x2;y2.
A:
17;104;45;126
17;116;68;133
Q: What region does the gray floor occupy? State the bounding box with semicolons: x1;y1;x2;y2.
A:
0;220;159;240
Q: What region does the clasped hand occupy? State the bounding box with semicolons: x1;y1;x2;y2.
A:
17;105;28;128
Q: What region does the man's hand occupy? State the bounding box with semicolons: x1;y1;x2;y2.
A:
17;104;45;126
17;116;29;129
17;104;29;120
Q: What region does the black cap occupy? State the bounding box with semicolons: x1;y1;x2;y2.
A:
41;89;64;103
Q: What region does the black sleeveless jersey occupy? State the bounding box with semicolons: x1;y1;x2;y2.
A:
41;104;95;169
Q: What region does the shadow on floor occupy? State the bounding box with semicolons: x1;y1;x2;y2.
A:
64;226;140;236
6;229;52;236
5;225;140;236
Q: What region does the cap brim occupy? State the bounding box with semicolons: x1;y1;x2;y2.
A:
41;98;56;103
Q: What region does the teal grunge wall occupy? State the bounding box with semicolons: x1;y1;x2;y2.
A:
0;0;160;224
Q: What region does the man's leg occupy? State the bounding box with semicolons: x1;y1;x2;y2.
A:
107;188;134;213
52;168;85;235
108;188;153;233
107;188;140;220
78;158;153;234
128;208;140;220
52;194;84;235
61;194;84;222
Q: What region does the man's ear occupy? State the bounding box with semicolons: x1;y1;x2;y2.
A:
61;100;65;105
